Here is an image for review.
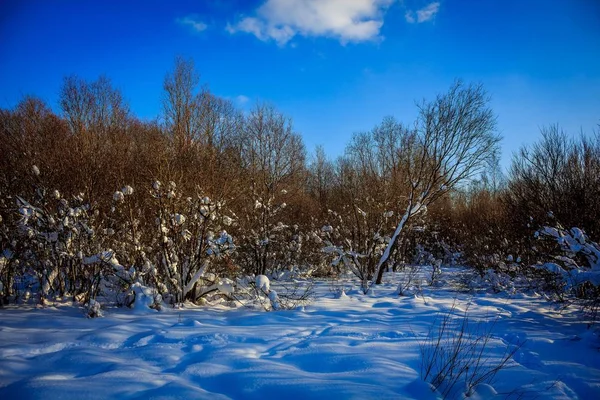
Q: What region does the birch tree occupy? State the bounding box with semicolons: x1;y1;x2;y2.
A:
374;81;500;284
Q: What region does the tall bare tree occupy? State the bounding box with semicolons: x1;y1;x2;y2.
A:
162;56;201;148
308;145;335;211
508;125;600;239
60;75;129;135
237;104;306;275
374;81;500;284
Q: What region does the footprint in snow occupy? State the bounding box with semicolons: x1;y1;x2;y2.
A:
372;301;397;308
514;350;544;369
172;319;202;328
503;332;527;346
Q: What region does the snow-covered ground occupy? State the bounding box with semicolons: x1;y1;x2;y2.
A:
1;269;599;399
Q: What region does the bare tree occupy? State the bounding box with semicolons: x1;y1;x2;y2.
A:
59;75;91;134
60;75;129;134
237;103;306;276
308;145;335;211
89;76;129;133
508;125;600;240
241;103;305;192
321;118;414;286
162;56;202;148
374;81;500;284
197;92;240;149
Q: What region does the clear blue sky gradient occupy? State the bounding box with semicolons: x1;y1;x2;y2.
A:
1;0;599;170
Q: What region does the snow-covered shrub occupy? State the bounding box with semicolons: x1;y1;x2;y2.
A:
85;250;136;306
127;282;163;312
147;182;236;304
233;274;313;311
230;274;276;311
0;177;242;310
532;226;600;315
255;274;270;292
7;187;102;305
321;206;397;293
235;186;300;277
413;245;444;286
85;299;102;318
507;126;600;256
234;188;323;280
251;274;280;310
102;184;142;268
466;268;515;294
396;264;422;296
536;227;600;280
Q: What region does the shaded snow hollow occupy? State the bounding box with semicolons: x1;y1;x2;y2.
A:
1;269;599;399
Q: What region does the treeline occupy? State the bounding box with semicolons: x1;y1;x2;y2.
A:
1;57;598;310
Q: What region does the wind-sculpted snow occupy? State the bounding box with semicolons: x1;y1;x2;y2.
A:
1;270;599;399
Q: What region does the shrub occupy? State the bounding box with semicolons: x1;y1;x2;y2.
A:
419;302;521;399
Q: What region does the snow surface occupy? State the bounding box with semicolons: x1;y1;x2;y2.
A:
1;268;599;399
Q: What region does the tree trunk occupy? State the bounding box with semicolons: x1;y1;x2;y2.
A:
374;230;402;284
374;203;416;284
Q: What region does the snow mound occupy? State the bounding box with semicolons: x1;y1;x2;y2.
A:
131;283;161;313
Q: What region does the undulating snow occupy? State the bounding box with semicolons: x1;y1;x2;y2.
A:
1;268;599;399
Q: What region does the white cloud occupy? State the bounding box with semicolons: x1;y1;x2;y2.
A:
226;0;395;46
416;2;440;22
177;15;208;32
405;2;440;24
236;95;250;105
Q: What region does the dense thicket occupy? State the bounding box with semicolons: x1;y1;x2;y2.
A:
1;57;598;311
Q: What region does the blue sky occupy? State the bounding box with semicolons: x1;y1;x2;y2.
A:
1;0;599;169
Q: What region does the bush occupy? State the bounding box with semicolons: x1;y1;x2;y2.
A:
532;226;600;319
419;302;521;399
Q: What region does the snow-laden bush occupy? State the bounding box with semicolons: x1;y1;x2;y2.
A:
8;188;101;305
230;274;278;311
0;179;242;311
534;227;600;286
231;274;312;311
255;274;270;292
321;207;396;293
84;249;137;306
252;275;280;310
235;187;308;278
1;181;146;309
533;226;600;317
127;282;162;312
85;299;102;318
396;264;422;296
465;268;516;294
146;182;237;304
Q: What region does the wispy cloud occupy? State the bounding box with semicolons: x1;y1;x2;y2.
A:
226;0;395;46
236;95;250;105
405;2;440;24
177;15;208;32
